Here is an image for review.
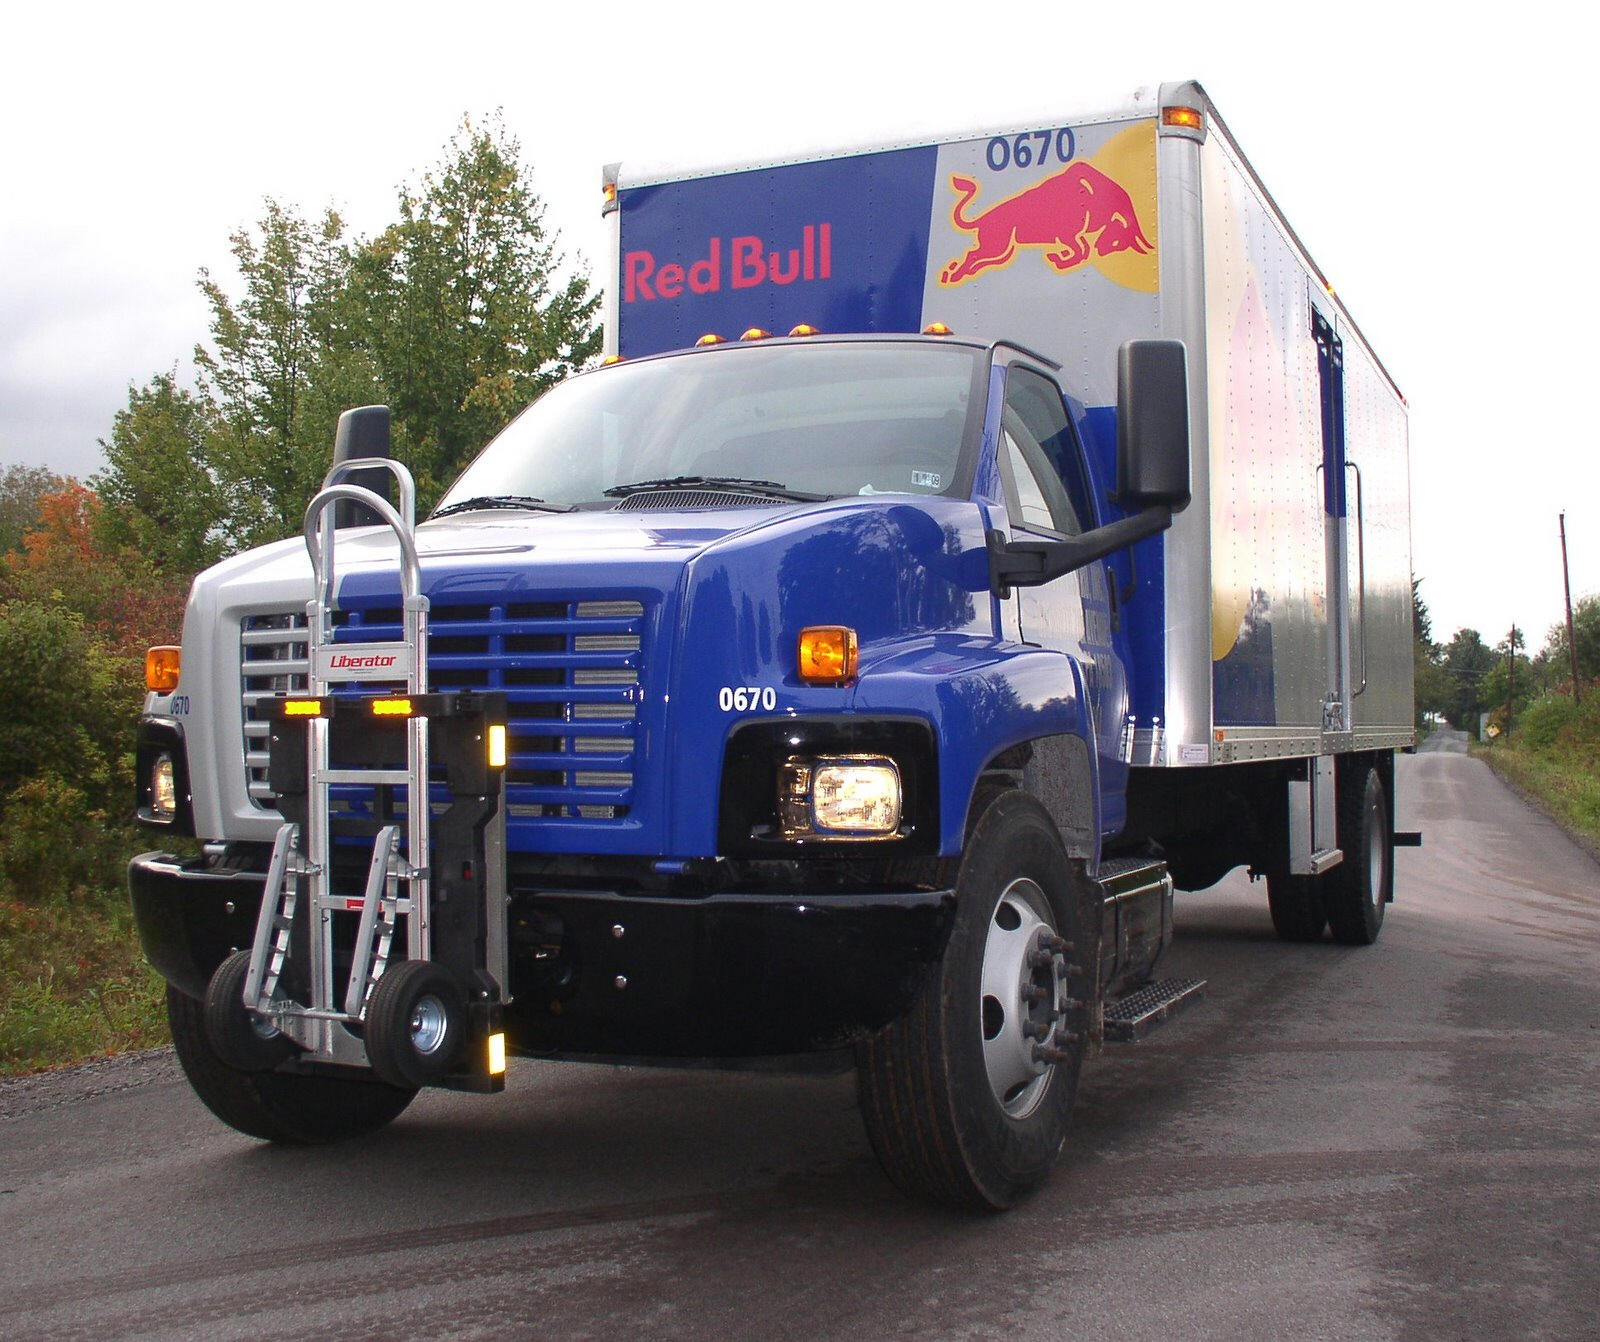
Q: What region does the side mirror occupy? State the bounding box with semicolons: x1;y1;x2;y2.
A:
332;406;394;528
1116;340;1191;513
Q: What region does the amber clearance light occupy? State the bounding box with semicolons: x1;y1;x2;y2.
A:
1162;106;1205;133
798;626;858;685
145;646;181;693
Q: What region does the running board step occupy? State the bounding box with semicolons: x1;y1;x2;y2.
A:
1104;977;1207;1042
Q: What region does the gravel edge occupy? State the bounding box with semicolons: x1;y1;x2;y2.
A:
0;1047;180;1122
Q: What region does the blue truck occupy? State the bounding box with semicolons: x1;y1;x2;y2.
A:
130;82;1414;1209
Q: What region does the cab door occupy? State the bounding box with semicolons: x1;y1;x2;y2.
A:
995;361;1129;828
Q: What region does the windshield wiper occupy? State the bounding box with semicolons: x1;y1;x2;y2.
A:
431;494;572;519
602;475;826;502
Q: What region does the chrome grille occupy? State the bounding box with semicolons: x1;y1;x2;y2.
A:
240;598;646;820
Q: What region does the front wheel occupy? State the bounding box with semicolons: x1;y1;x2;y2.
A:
856;791;1094;1211
169;985;416;1143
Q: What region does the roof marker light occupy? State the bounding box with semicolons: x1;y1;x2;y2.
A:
740;328;772;341
789;324;820;337
602;354;625;365
1162;106;1205;133
696;333;726;346
922;322;953;336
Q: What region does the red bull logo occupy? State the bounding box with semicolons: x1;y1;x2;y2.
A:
937;121;1159;294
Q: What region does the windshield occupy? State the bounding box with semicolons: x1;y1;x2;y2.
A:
435;341;985;511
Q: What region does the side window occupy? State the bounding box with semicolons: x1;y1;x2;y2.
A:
1000;366;1090;536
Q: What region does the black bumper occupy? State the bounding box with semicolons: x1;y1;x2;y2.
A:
129;852;955;1057
129;851;272;1000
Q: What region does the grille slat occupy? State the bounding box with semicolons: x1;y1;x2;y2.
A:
240;598;646;822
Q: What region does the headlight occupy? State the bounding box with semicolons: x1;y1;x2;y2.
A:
778;755;901;838
151;752;177;819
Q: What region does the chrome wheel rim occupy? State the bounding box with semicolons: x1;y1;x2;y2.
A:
979;877;1067;1120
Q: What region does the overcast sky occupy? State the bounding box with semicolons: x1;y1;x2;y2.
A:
2;1;1591;650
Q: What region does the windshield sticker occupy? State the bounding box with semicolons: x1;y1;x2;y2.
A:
912;470;943;489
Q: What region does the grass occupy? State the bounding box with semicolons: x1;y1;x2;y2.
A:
1477;690;1600;856
0;890;168;1077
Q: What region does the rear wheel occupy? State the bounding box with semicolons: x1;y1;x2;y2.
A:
1325;765;1390;945
856;791;1093;1211
169;985;416;1143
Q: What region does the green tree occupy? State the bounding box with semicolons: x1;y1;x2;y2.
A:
195;200;368;546
0;464;67;554
1538;594;1600;689
91;371;225;574
1411;576;1449;729
0;601;126;802
358;114;601;499
1439;627;1496;732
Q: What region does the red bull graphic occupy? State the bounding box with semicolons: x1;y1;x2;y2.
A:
940;164;1151;285
937;121;1159;294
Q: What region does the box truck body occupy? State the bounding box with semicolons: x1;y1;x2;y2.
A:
606;79;1413;770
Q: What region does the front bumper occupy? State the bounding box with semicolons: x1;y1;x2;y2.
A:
129;851;269;999
129;852;955;1058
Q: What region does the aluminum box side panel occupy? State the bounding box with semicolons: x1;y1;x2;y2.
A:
1199;127;1330;744
1343;325;1414;734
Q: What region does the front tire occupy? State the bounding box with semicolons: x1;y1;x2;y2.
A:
169;985;416;1143
856;791;1093;1211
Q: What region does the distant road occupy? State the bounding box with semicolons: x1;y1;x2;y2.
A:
1417;725;1469;753
3;749;1598;1339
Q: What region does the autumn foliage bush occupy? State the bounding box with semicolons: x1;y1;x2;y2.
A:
0;479;185;1071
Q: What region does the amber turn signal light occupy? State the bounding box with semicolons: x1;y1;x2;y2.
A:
145;646;181;693
798;627;858;685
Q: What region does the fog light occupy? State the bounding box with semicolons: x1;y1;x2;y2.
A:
778;755;901;838
151;753;177;819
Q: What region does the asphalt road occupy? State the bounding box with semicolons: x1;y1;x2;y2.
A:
3;745;1598;1340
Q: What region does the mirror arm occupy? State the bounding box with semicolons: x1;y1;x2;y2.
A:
988;505;1173;596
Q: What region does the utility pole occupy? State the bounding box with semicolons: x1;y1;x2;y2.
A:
1505;625;1516;736
1560;512;1580;705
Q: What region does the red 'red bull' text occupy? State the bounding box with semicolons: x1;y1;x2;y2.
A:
625;224;832;302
